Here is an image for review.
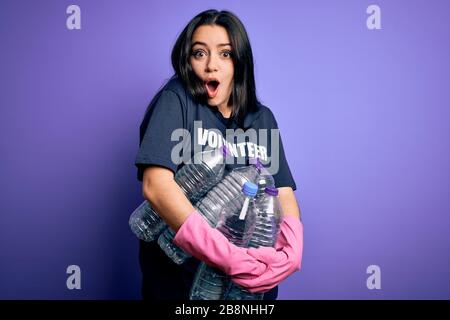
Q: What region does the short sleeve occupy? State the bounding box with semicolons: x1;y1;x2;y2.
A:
135;89;186;181
263;110;297;191
274;130;297;191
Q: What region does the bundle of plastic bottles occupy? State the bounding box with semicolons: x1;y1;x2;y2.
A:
128;146;284;300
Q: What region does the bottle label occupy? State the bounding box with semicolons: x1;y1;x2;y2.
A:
239;197;250;220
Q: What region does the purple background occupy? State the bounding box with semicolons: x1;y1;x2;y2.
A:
1;0;449;299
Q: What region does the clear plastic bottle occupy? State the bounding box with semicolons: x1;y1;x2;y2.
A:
225;186;284;300
129;146;230;242
248;186;283;248
189;182;258;300
196;164;260;227
188;263;228;300
128;201;167;242
158;164;260;265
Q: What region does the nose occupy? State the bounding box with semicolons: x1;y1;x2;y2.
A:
206;53;219;72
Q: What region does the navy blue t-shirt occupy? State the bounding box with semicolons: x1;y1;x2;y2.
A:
135;75;297;191
134;75;296;300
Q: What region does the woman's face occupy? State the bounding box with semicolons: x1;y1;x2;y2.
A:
190;25;234;109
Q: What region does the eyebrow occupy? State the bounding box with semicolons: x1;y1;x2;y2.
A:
191;41;232;48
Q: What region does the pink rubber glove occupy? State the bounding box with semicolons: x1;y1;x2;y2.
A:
231;215;304;293
173;211;267;277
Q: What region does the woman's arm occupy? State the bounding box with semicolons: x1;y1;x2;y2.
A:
278;187;302;219
142;166;194;231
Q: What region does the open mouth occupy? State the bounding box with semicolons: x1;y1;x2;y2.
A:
205;80;220;99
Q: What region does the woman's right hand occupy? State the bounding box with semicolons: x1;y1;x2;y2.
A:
173;210;267;278
173;210;304;293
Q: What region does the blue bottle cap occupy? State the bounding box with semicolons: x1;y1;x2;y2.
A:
242;182;258;197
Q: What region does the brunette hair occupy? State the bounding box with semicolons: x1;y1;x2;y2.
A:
171;9;259;128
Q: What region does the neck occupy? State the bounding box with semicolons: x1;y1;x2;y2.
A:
217;103;232;118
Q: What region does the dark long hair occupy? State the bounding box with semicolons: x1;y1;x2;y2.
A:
171;9;259;128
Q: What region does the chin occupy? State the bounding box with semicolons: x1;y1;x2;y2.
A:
207;97;224;106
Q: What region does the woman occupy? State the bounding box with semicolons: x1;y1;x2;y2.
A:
135;9;303;300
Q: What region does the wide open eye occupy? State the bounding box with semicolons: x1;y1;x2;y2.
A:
192;50;206;58
221;51;232;58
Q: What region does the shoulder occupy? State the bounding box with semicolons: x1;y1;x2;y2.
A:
157;75;199;109
161;75;186;96
257;103;277;121
247;102;279;129
140;76;192;129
